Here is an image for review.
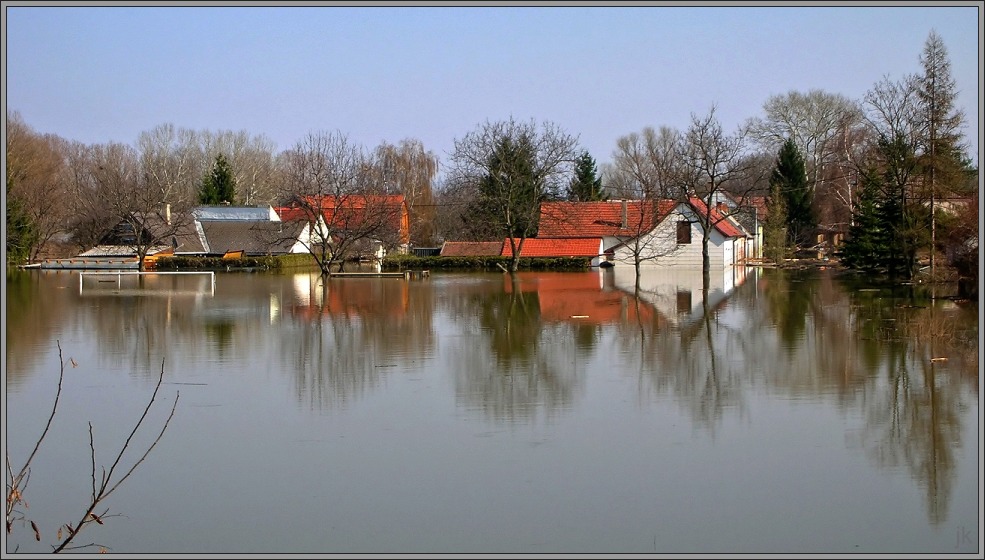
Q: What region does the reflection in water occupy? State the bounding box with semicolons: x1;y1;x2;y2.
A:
838;279;976;525
5;266;977;530
608;266;756;433
443;273;586;423
282;271;436;410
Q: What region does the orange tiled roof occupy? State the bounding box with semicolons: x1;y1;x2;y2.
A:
274;194;409;243
500;237;602;257
540;199;746;239
538;200;677;237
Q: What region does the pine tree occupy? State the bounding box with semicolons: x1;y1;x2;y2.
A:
200;153;237;205
770;139;815;249
567;151;607;201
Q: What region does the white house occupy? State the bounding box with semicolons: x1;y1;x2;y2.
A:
537;198;748;269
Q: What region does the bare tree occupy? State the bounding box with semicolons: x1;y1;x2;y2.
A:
610;125;684;199
6;342;178;553
915;29;968;284
447;117;578;272
276;131;405;274
5;112;72;262
68;142;192;269
369;139;440;246
863;74;921;147
198;129;280;206
137;123;202;207
746;89;864;228
431;176;482;243
677;105;753;277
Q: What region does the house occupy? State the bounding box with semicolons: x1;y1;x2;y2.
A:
65;205;312;267
275;194;411;260
537;198;749;269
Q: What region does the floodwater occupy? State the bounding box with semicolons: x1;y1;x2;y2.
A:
3;266;980;555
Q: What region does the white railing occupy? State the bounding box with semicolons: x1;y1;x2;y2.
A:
79;271;215;296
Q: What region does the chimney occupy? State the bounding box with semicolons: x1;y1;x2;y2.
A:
621;199;628;229
165;203;171;225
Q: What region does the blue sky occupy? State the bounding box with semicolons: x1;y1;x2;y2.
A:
5;4;981;174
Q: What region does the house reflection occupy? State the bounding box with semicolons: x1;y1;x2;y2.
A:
288;271;409;321
606;265;755;329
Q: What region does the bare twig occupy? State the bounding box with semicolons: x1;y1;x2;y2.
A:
51;357;178;553
6;343;178;554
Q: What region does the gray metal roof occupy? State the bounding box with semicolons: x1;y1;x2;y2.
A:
192;206;280;222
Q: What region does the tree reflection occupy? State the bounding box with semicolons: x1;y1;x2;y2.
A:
443;273;585;423
6;269;78;386
841;278;975;525
609;267;756;434
279;271;436;410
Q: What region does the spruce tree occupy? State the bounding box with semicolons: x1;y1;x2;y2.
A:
474;135;540;238
200;153;237;205
770;139;815;249
838;168;885;272
567;151;607;201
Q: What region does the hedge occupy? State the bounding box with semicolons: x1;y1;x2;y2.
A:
382;254;591;271
153;253;317;271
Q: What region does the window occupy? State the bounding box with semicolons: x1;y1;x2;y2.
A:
677;221;691;244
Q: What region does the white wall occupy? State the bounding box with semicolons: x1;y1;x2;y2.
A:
611;204;736;269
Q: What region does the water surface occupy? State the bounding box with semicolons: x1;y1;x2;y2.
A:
4;266;979;554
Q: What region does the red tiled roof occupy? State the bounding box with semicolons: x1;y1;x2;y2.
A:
538;200;678;237
500;237;602;257
687;198;746;238
540;199;746;239
440;241;504;257
274;194;409;243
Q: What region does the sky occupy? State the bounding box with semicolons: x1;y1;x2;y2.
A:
3;3;982;177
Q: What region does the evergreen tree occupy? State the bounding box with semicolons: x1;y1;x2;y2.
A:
472;135;541;238
770;139;815;248
762;179;788;264
879;133;923;279
567;151;607;201
839;134;925;279
200;153;237;205
5;177;37;265
838;168;886;272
